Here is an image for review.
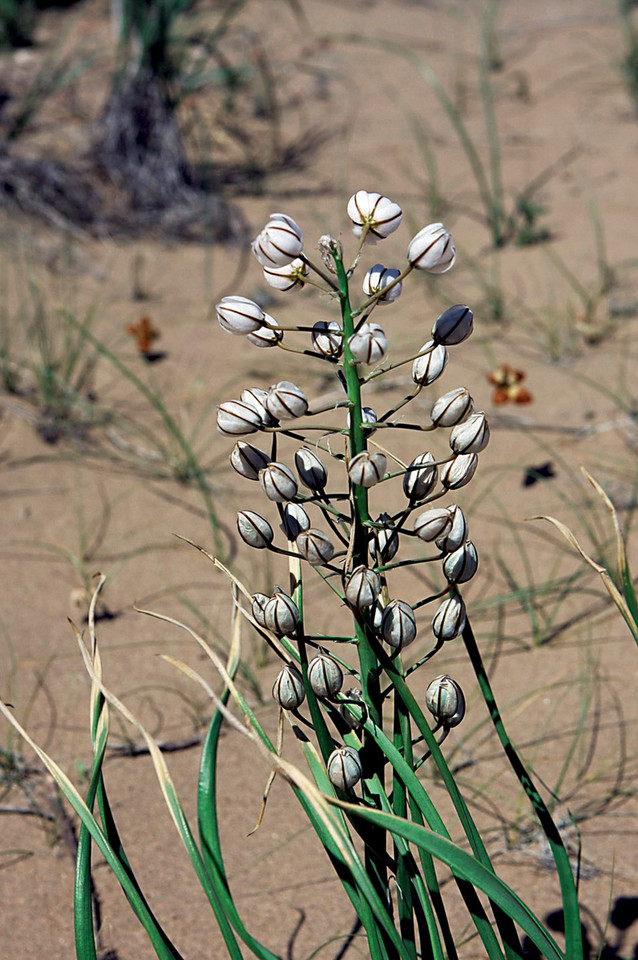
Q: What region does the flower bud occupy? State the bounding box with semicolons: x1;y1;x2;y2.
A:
432;595;466;641
272;663;305;710
362;263;402;303
414;507;452;542
237;510;274;549
443;540;478;584
264;591;299;635
403;452;438;501
348;322;388;365
381;600;417;650
348;450;386;488
370;513;399;563
296;528;335;566
216;296;265;336
440;453;478;490
412;341;448;386
263;257;309;291
266;381;309;420
407;223;456;273
246;314;282;348
259;462;298;502
295;447;327;491
241;387;275;425
450;412;489;455
251;593;269;628
281;502;310;540
308;652;344;698
432;304;473;345
347;191;402;240
435;504;467;553
327;745;363;790
311;320;343;357
431;387;474;427
348;406;377;429
425;675;465;727
252;213;304;268
217;400;262;436
344;565;381;610
229;441;270;480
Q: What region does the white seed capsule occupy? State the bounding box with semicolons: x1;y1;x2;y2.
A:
348;322;388;365
263;257;309;290
229;441;270;480
308;652;344;698
217;400;262;436
425;675;465;727
338;688;364;730
246;314;282;348
237;511;274;549
347;191;403;239
443;540;478;584
296;528;335;566
381;600;417;650
259;462;298;502
370;512;399;563
432;304;473;346
280;502;311;540
450;412;490;455
432;595;466;641
348;451;386;488
252;212;304;268
344;565;381;610
369;600;384;634
412;340;448;386
295;447;327;491
327;745;363;791
216;295;265;335
241;387;274;425
440;453;478;491
347;406;377;429
414;507;452;542
403;452;438;501
266;381;309;420
311;320;343;357
264;591;299;635
431;387;474;427
272;664;305;710
407;223;456;274
435;504;468;553
362;263;402;303
251;593;269;628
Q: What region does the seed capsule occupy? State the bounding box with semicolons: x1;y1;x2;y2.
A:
432;304;473;346
348;322;388;365
432;595;466;641
251;593;270;628
403;452;438;501
295;447;327;491
296;528;335;566
241;387;274;425
414;507;452;542
370;512;399;563
308;652;344;698
440;453;478;491
229;441;270;480
280;502;310;540
431;387;474;427
263;257;309;291
237;511;274;549
381;600;417;649
362;263;402;303
327;745;363;791
338;688;364;730
348;451;386;488
450;412;489;455
272;664;305;710
266;381;309;420
264;592;299;635
259;462;298;502
347;191;402;239
252;212;304;268
246;314;282;348
425;675;465;727
344;565;381;610
443;540;478;584
311;320;343;357
412;340;448;386
217;400;262;436
435;504;468;553
407;223;456;274
216;295;265;336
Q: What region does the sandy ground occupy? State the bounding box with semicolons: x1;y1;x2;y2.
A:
2;1;638;958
